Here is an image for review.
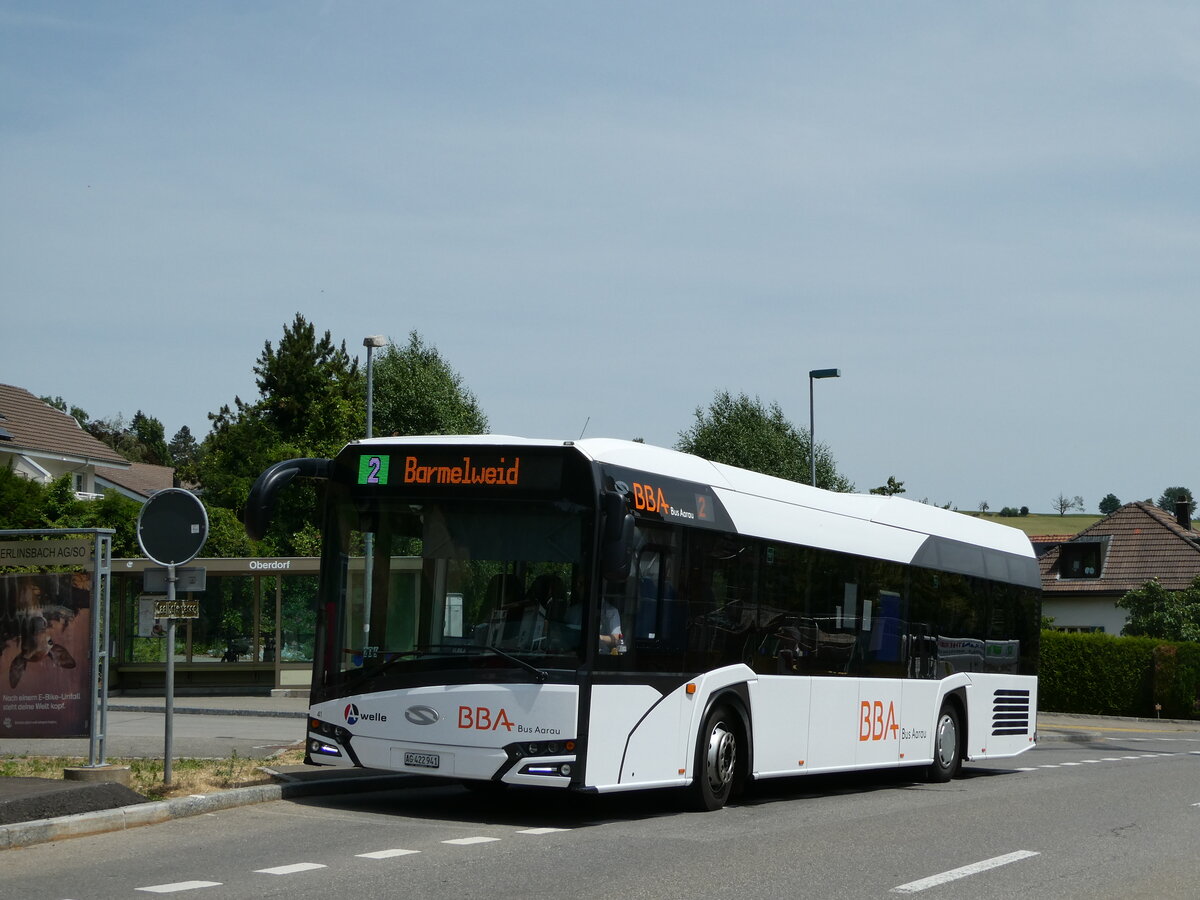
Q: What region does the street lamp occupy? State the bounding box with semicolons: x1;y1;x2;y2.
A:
363;335;386;439
808;368;841;487
362;335;386;659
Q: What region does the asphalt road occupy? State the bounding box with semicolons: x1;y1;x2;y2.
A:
4;723;1199;899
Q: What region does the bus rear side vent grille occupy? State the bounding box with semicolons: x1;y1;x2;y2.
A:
991;688;1031;736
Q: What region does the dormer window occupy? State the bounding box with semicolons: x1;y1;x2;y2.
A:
1059;539;1107;579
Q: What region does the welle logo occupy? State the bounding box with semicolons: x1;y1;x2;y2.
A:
344;703;386;725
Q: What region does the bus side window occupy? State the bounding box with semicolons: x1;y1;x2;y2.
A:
632;548;683;648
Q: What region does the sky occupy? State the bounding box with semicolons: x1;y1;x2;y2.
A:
3;1;1199;514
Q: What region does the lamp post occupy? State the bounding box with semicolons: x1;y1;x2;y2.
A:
361;335;386;659
808;368;841;487
363;335;386;439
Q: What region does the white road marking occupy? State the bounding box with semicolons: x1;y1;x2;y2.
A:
135;881;222;893
254;863;327;875
518;827;570;835
891;850;1040;894
443;836;501;845
357;849;421;859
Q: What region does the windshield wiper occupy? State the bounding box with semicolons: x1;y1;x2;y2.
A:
347;643;548;683
341;645;472;686
484;645;548;682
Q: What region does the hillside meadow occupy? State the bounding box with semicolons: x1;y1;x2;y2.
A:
959;512;1100;536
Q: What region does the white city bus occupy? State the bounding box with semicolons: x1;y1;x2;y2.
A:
245;436;1040;810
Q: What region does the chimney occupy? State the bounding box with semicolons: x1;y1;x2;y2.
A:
1175;500;1191;531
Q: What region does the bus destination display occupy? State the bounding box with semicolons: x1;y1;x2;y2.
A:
356;451;563;493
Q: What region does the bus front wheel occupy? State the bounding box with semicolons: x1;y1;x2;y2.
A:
926;703;962;783
690;703;740;811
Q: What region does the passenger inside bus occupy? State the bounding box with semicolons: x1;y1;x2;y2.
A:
563;574;624;653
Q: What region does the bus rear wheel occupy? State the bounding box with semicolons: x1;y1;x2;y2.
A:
926;703;962;783
690;703;740;811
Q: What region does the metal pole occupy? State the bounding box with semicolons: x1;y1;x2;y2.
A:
88;533;100;767
90;532;112;767
99;534;110;766
365;342;375;440
362;339;377;659
807;368;841;488
164;564;175;785
809;374;816;487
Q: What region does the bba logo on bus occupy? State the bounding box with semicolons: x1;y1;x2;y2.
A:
344;703;386;725
859;700;899;742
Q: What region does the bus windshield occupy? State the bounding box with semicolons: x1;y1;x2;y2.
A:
324;495;589;694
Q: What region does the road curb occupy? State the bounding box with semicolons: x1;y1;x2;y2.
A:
0;773;411;851
106;704;306;719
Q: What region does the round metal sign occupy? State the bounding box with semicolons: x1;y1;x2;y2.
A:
137;488;209;566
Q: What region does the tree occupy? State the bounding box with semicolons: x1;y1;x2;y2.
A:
130;411;171;466
194;314;365;554
1116;577;1200;642
80;410;172;466
252;312;361;442
675;391;853;490
1052;493;1085;516
371;331;488;437
978;501;990;514
1098;493;1121;515
169;425;200;475
33;474;143;556
870;476;905;496
1157;486;1195;517
0;465;48;529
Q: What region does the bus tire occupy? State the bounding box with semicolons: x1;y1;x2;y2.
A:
689;703;740;811
926;702;962;783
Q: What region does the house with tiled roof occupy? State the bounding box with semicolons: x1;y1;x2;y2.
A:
95;460;175;500
1039;501;1200;635
0;383;132;498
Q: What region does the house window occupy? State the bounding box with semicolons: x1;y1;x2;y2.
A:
1059;541;1104;579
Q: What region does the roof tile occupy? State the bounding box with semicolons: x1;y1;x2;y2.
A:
1039;501;1200;594
0;383;128;468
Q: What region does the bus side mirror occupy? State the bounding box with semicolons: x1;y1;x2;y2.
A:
244;457;331;541
601;491;635;583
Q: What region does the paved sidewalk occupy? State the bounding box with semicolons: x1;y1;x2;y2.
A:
2;699;1197;851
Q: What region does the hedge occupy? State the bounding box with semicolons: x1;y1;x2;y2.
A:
1039;630;1200;719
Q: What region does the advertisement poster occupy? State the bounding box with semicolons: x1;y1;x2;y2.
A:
0;572;94;738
